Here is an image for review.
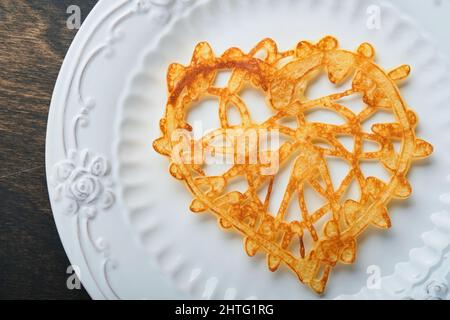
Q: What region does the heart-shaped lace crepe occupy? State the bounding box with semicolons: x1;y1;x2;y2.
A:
153;36;433;294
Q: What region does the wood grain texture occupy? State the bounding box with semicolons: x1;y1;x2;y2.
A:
0;0;97;300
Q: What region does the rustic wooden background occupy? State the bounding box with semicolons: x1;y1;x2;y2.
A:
0;0;98;300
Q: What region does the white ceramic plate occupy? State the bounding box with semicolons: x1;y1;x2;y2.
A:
46;0;450;300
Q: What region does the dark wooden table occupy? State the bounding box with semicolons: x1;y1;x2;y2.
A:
0;0;99;300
